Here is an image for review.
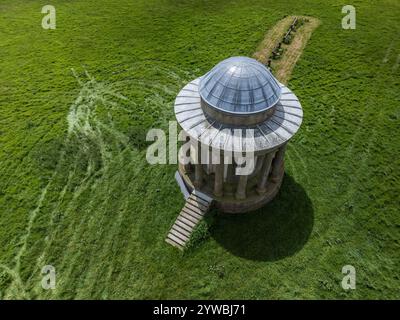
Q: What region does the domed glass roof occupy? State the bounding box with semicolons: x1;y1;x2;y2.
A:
199;56;281;115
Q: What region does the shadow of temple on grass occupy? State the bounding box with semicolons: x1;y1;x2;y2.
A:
211;174;314;261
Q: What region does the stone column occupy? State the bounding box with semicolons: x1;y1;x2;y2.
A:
226;163;235;183
271;144;286;182
235;174;248;200
192;143;203;188
214;155;224;197
185;164;192;174
183;137;193;174
194;164;203;188
256;152;275;194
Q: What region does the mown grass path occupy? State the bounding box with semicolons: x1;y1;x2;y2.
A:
254;15;321;83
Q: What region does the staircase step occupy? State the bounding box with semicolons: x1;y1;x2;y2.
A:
177;215;197;228
169;228;189;242
166;190;214;250
187;198;208;211
180;211;199;224
166;236;183;249
182;207;203;220
172;225;192;238
185;203;205;216
174;219;194;233
167;233;186;247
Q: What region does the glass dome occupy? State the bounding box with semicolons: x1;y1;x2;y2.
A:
199;56;281;115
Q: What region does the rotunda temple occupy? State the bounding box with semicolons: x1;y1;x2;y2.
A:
174;56;303;213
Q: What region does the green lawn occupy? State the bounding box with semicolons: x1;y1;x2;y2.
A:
0;0;399;299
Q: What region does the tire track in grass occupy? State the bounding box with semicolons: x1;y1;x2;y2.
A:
286;144;310;186
93;69;194;298
2;69;127;298
304;105;373;254
24;149;98;298
340;41;400;206
99;204;134;299
2;131;83;297
56;151;145;298
75;156;145;298
338;99;379;209
50;169;106;298
50;75;133;296
57;149;137;293
284;152;298;179
96;156;149;297
31;145;104;298
342;106;381;212
56;168;122;296
0;264;28;299
312;100;385;274
344;42;400;217
51;66;188;297
29;159;79;295
1;149;66;299
54;136;116;293
71;67;190;298
2;59;196;298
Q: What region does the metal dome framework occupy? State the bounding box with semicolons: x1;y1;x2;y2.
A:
199;56;281;115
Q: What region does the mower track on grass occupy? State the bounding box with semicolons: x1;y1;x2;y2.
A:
1;64;195;299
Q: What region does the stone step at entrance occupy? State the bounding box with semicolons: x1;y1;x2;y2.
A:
166;190;213;250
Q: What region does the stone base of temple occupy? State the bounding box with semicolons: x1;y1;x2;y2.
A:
178;163;284;214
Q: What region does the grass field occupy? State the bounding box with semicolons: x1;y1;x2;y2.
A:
0;0;399;299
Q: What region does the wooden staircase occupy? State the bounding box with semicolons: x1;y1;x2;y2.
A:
166;190;213;250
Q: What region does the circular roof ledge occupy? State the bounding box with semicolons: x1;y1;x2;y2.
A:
174;77;303;154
